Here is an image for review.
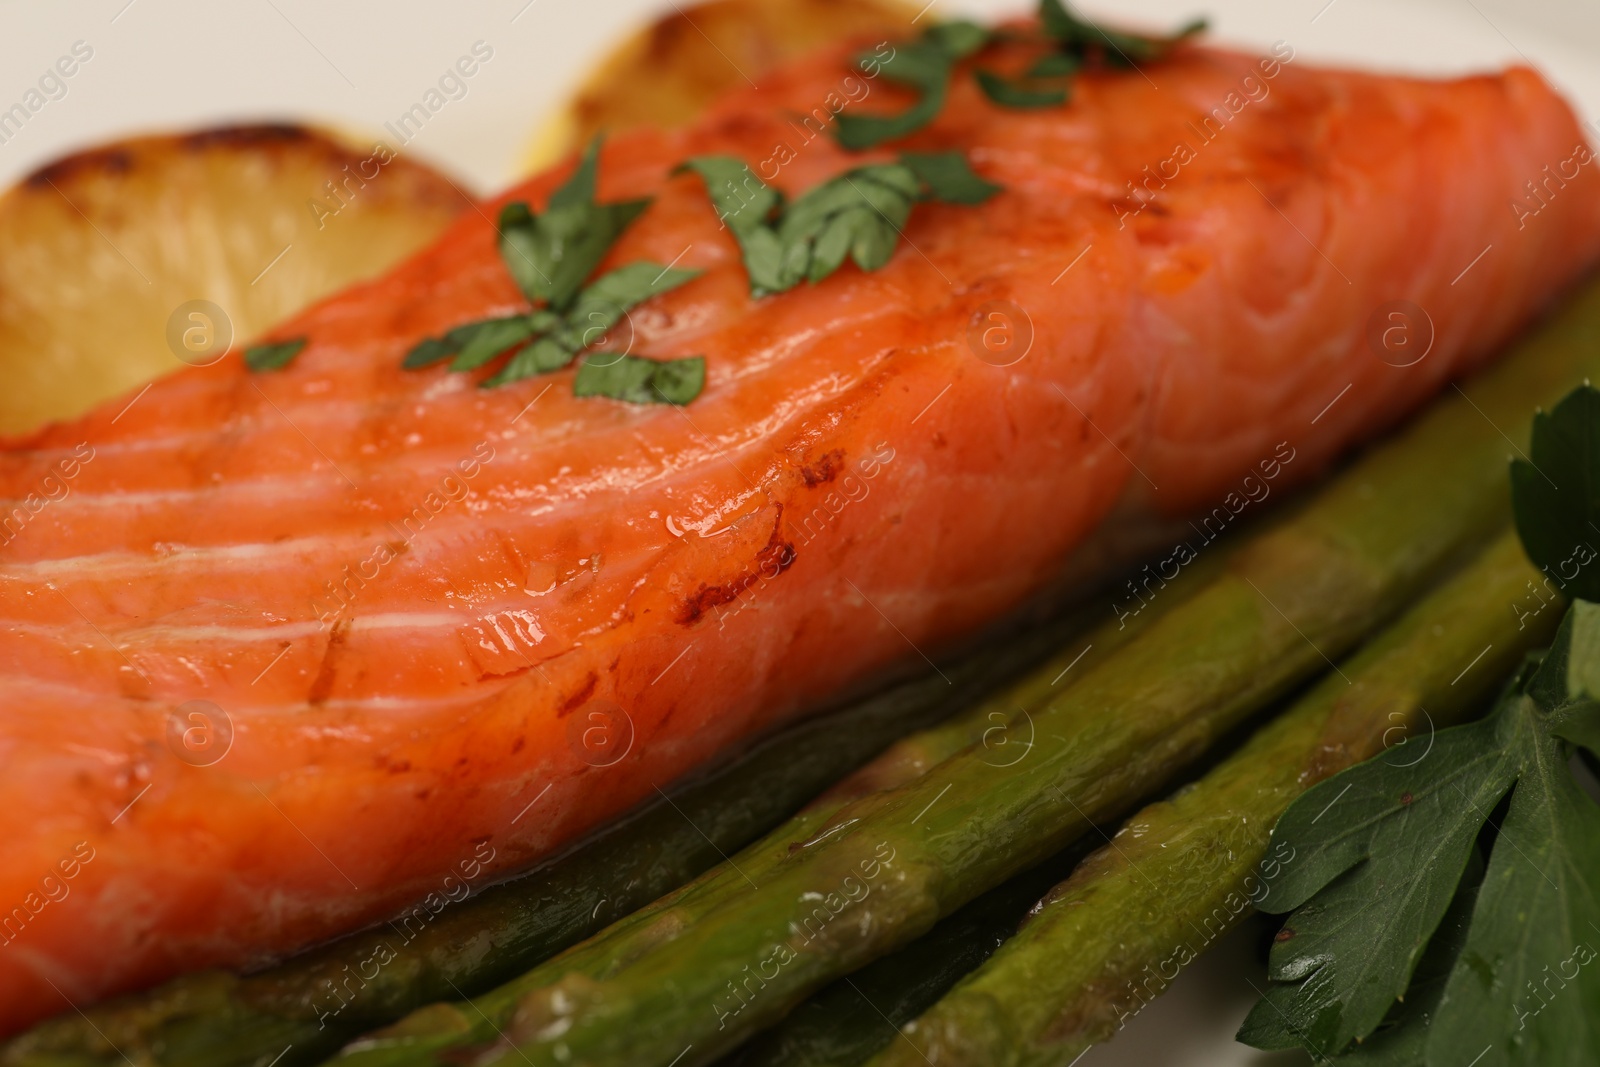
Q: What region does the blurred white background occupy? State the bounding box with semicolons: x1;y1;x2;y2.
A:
0;0;1593;1063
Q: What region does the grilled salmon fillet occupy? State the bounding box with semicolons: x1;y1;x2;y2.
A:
2;29;1598;1031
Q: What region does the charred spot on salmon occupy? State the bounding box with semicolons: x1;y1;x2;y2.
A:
306;619;351;706
676;517;797;625
558;673;600;718
678;583;741;626
677;151;998;297
801;449;846;487
704;112;774;144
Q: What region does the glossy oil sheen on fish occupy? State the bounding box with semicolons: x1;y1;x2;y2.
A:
1;28;1598;1032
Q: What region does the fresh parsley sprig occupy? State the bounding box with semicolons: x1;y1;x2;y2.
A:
492;137;651;312
574;353;705;406
1239;385;1600;1066
677;151;999;297
1513;385;1600;602
246;137;706;404
402;261;698;389
243;338;307;372
403;136;706;403
1037;0;1205;68
834;1;1206;146
833;21;993;150
974;0;1206;110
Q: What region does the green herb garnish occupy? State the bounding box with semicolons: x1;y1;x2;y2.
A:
973;1;1204;110
494;137;652;310
837;1;1206;148
833;21;993;150
1038;0;1205;67
446;315;539;372
483;263;698;389
678;151;999;297
1028;51;1083;77
1240;385;1600;1065
404;135;705;403
974;69;1068;109
898;151;1005;204
1513;385;1600;602
244;338;307;372
573;353;705;405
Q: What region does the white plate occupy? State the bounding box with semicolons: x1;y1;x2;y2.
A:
1;1;1594;1063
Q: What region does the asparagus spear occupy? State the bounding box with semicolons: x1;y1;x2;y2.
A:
865;530;1556;1066
707;550;1234;1067
716;836;1099;1067
326;284;1600;1066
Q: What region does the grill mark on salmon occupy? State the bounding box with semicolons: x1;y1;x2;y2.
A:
677;503;798;624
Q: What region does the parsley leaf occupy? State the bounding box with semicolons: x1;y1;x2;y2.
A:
573;353;705;405
1240;618;1600;1063
1028;51;1082;77
405;260;700;391
244;338;307;372
1329;847;1489;1065
398;136;705;403
834;22;993;149
679;152;998;296
974;69;1068;109
483;262;700;388
1512;383;1600;601
778;165;919;281
922;19;992;57
495;136;652;312
1038;0;1206;66
974;49;1083;112
1238;709;1521;1055
968;1;1204;110
1241;385;1600;1064
899;151;1005;204
449;315;538;372
673;157;792;294
842;2;1205;143
564;262;702;348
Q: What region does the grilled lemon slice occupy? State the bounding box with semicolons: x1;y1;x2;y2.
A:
0;124;468;435
524;0;918;170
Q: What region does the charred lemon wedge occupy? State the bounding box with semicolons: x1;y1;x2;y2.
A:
0;124;468;435
523;0;918;170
